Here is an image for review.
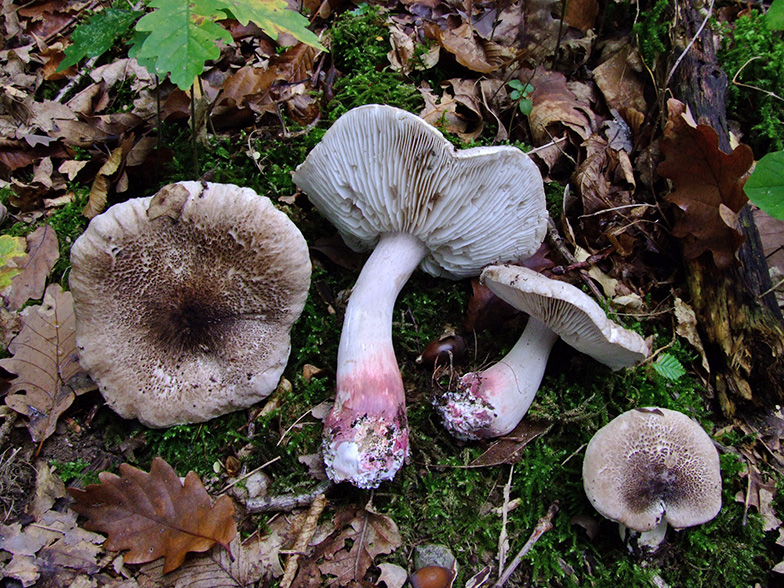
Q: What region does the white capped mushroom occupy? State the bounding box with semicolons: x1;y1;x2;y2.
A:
293;105;547;488
582;407;722;553
438;264;649;439
69;181;311;427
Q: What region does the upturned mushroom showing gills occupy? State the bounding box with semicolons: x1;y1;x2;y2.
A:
582;407;722;554
293;104;548;488
438;264;649;440
69;181;311;428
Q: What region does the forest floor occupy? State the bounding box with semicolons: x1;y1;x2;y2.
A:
1;0;784;587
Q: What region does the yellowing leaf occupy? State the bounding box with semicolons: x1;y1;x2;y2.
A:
68;457;237;574
221;0;325;50
0;235;27;289
1;284;83;443
83;145;125;219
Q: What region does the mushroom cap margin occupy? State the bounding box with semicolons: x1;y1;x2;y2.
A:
582;407;722;532
480;264;649;370
69;181;312;428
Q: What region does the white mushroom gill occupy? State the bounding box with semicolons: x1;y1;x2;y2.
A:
293;105;548;487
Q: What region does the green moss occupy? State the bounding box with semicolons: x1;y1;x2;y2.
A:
720;10;784;153
632;0;671;64
142;413;247;478
50;458;98;486
48;187;91;281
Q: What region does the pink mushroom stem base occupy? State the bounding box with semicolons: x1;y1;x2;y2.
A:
323;232;427;488
438;317;558;440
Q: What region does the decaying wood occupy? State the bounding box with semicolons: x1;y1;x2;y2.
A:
667;0;784;416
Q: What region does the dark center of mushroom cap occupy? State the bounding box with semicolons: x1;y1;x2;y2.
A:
148;286;236;356
622;451;687;515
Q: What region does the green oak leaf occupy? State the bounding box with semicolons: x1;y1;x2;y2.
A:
220;0;325;50
132;0;232;90
745;150;784;220
59;6;142;71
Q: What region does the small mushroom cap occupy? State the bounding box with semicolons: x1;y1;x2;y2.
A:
292;104;548;279
480;264;649;370
582;407;722;532
70;182;311;428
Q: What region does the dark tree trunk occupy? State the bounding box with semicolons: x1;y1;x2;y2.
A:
667;0;784;416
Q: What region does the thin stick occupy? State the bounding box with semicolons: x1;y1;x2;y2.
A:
497;465;514;574
246;480;333;513
493;502;559;588
218;456;281;495
280;493;328;588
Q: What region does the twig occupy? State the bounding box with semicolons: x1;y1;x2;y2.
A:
218;456;280;495
55;56;99;103
492;502;559;588
497;465;514;574
246;480;333;513
280;492;328;588
545;218;605;301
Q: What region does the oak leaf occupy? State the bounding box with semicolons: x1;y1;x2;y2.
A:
658;99;754;269
315;504;401;586
68;457;237;573
2;224;59;310
1;284;85;443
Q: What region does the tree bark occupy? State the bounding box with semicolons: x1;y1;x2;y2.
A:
667;0;784;416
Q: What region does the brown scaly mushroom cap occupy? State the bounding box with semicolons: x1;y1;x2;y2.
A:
583;407;722;534
69;181;311;428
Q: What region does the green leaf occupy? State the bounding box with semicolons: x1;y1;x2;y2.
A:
220;0;325;50
766;0;784;30
652;353;686;381
0;235;27;289
745;150;784;220
518;98;533;117
132;0;232;90
59;6;142;71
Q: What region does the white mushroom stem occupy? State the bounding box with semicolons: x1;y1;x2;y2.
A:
440;317;558;440
323;231;427;489
620;520;669;554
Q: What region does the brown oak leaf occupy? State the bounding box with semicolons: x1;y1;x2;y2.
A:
2;224;59;311
658;99;754;269
1;283;85;444
68;457;237;574
292;503;401;587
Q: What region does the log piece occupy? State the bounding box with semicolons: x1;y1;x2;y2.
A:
666;0;784;416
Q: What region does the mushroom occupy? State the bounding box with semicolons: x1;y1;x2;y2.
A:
582;407;722;553
438;264;649;439
292;104;547;488
69;181;311;428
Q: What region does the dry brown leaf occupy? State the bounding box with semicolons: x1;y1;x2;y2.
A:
135;529;285;587
592;42;647;116
420;80;484;141
293;504;401;587
469;420;552;467
424;22;512;73
528;70;595;145
68;457;237;574
564;0;599;31
658;99;754;269
83;136;133;218
1;284;84;443
2;224;59;310
0;508;105;587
